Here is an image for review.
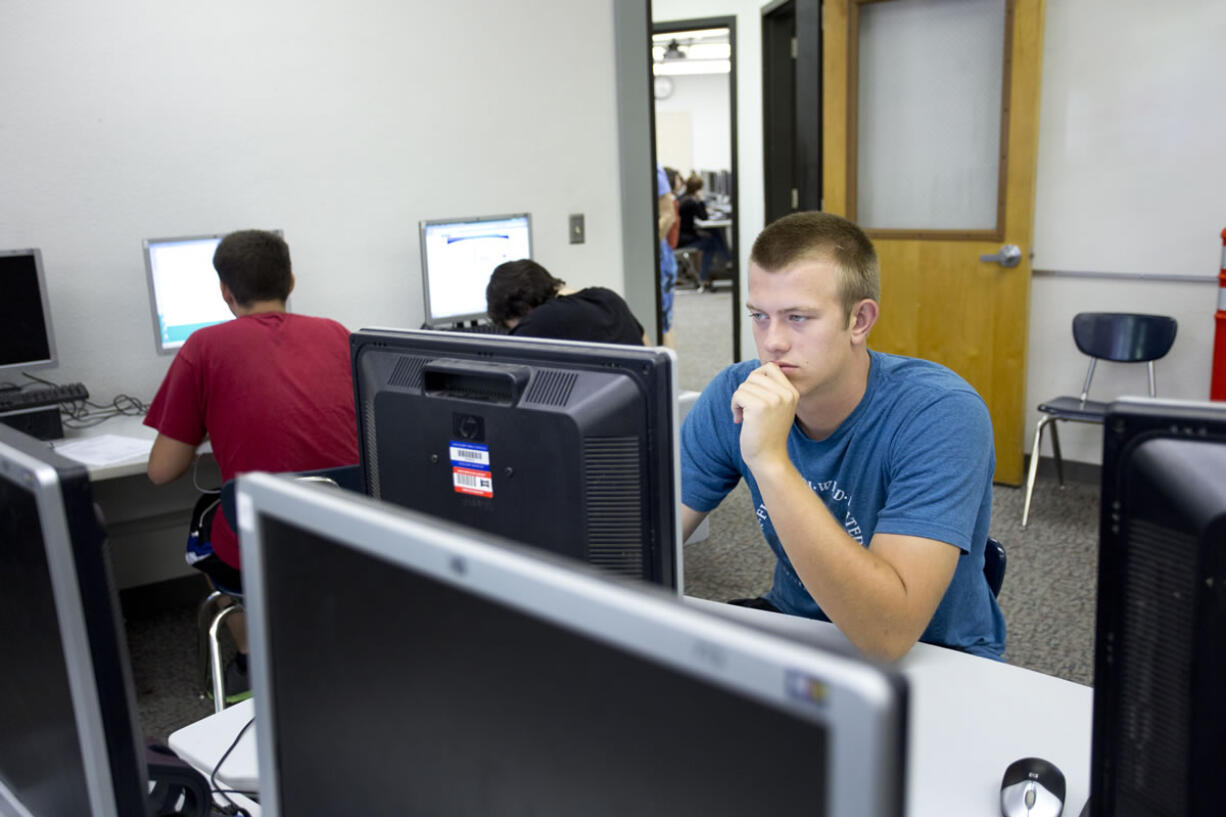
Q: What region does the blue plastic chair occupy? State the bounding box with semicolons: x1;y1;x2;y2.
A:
984;536;1006;598
1021;313;1176;528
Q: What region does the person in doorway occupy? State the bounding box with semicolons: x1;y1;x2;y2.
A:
677;173;731;291
680;211;1004;661
657;163;678;347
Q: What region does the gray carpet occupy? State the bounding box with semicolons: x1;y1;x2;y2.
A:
124;287;1100;741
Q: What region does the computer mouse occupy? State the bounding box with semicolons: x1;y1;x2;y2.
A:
1000;757;1066;817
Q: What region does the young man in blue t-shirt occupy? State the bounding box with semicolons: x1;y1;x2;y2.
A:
681;212;1005;661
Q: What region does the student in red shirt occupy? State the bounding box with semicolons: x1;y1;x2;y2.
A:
145;229;358;701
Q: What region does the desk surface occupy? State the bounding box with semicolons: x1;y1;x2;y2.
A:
52;414;211;481
170;600;1091;817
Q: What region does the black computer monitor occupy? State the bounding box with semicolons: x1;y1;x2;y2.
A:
238;472;908;817
351;327;680;588
0;248;57;373
418;212;532;327
1088;397;1226;817
0;424;148;817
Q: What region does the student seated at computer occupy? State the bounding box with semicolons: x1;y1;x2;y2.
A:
144;229;358;701
681;212;1005;662
485;259;649;346
677;173;731;291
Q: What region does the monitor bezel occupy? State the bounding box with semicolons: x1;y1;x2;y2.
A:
237;472;907;817
0;248;58;374
417;212;532;327
351;326;683;589
143;230;288;356
0;426;148;817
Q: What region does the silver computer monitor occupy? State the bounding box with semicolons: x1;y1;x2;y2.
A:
0;425;148;817
239;473;908;817
418;212;532;327
143;230;286;355
0;248;57;373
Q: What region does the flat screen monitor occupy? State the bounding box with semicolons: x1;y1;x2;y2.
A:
419;212;531;326
143;230;288;355
1088;397;1226;817
351;328;679;588
237;472;908;817
0;249;57;373
0;424;148;817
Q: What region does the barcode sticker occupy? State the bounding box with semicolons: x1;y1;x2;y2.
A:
449;441;491;469
452;466;493;498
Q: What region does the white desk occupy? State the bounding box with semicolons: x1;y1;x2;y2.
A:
169;602;1092;817
52;415;218;588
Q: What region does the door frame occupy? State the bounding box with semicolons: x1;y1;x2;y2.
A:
651;15;742;364
762;0;823;224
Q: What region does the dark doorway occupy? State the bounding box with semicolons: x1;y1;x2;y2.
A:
762;0;822;224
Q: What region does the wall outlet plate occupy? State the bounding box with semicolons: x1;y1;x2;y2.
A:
569;213;585;244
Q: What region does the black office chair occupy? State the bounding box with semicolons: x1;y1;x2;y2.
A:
1021;312;1177;528
673;245;703;289
196;464;362;711
984;536;1006;598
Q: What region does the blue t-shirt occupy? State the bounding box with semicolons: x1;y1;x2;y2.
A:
681;350;1006;659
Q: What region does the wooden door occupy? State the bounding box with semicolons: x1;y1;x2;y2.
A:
823;0;1045;485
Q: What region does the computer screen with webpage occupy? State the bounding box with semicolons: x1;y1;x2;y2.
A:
0;248;57;373
143;234;232;354
419;213;531;326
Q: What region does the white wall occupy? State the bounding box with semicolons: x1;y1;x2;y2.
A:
655;0;1226;466
0;0;626;404
656;72;733;174
1025;0;1225;464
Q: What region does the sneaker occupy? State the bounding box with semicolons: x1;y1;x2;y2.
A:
222;656;252;704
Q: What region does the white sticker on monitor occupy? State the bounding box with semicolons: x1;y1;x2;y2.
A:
449;442;491;469
452;466;493;498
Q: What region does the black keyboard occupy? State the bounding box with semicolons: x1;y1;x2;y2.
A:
0;382;89;413
444;323;508;335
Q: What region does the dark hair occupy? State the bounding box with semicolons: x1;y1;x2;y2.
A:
212;230;293;305
749;211;880;321
684;173;704;196
485;259;565;327
664;166;681;190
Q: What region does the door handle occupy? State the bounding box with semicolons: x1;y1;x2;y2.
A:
979;244;1022;268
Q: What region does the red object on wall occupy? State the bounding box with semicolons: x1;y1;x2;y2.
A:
1213;227;1226;401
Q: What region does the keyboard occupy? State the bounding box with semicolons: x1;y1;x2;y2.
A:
443;323;508;335
0;382;89;413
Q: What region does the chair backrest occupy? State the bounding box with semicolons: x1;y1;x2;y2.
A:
1071;313;1177;401
220;464;362;529
1071;313;1177;363
984;536;1006;598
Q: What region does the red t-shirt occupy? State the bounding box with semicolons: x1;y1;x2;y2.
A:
145;313;359;568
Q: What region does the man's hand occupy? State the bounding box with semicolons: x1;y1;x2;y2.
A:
730;363;798;472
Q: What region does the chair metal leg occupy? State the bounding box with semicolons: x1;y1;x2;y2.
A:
195;590;225;692
1048;420;1064;487
1022;415;1055;529
209;604;244;714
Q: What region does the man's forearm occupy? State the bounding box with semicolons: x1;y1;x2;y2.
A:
751;458;933;661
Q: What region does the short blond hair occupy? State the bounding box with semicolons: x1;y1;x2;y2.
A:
750;212;880;322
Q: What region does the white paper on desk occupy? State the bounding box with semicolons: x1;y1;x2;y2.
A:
53;434;153;467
